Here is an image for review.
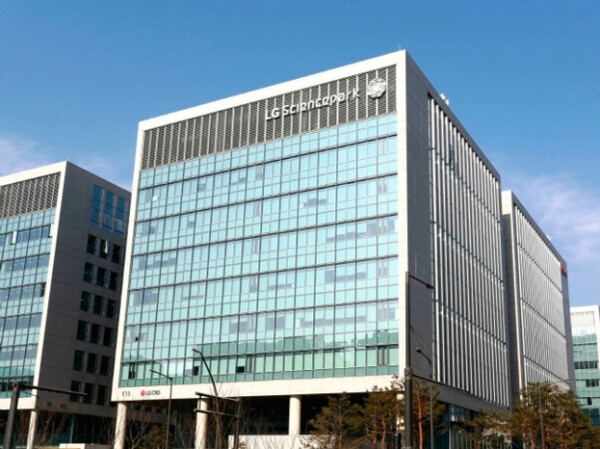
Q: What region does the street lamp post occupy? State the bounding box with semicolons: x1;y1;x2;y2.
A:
415;347;434;449
192;348;240;449
3;382;86;449
192;348;218;397
149;369;173;449
404;272;435;449
192;348;224;448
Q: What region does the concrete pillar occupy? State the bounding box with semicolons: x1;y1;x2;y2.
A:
114;402;128;449
195;398;209;449
26;409;38;449
289;395;302;435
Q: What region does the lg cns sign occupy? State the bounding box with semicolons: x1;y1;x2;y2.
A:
265;77;387;121
120;388;163;399
140;389;162;397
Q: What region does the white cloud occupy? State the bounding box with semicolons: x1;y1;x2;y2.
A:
0;132;132;191
0;133;55;176
505;172;600;305
77;153;133;191
507;173;600;263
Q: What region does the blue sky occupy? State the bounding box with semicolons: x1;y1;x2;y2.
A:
1;1;599;307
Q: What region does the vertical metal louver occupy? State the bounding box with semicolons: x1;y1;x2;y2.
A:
308;85;321;131
249;102;259;146
0;172;61;218
191;117;200;160
428;95;509;407
338;78;348;124
141;65;397;170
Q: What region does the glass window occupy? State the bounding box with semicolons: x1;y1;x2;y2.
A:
29;226;42;240
76;321;88;341
93;295;104;314
91;185;103;227
16;229;30;244
81;291;91;311
69;381;82;402
29;314;42;328
87;352;97;373
103;327;113;347
73;350;85;371
117;197;128;218
103;192;115;232
96;385;108;406
87;235;97;255
83;383;94;404
83;263;94;283
13;258;25;271
112;244;122;264
100;356;111;375
96;267;107;287
100;240;109;259
25;257;37;270
37;254;50;268
109;271;118;291
0;260;11;274
106;299;117;319
90;324;100;344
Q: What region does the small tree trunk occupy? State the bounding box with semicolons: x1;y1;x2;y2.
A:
416;392;424;449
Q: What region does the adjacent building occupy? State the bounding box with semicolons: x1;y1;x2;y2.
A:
571;305;600;425
502;191;574;398
111;50;547;449
0;162;129;448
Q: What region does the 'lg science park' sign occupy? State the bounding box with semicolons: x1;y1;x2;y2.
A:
265;87;360;121
264;77;388;122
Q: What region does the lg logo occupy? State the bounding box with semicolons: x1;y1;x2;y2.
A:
140;389;161;396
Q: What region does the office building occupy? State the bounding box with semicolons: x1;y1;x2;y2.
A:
502;191;574;399
0;162;129;448
571;305;600;425
112;50;571;448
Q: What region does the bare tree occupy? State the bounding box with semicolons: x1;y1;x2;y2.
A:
173;406;197;449
124;402;165;449
34;409;72;447
9;403;72;449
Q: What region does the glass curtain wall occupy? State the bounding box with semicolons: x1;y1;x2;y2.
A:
571;308;600;425
121;114;399;387
0;210;54;395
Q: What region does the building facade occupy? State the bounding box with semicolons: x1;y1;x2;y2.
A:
111;51;570;448
502;191;574;398
0;162;129;448
571;305;600;425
